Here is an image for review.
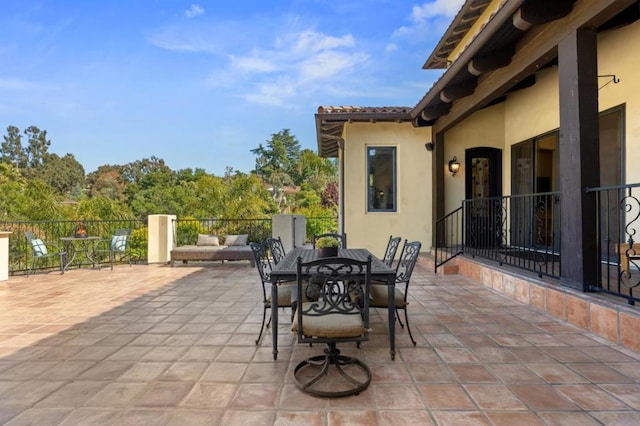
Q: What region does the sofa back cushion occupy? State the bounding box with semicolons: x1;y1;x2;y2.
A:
225;234;248;246
197;234;220;246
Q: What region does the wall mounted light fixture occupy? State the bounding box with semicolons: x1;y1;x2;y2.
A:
448;156;460;176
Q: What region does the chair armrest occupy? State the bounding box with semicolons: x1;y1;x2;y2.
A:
43;241;66;254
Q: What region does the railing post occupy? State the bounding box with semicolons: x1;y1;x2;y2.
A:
148;215;176;264
0;231;11;281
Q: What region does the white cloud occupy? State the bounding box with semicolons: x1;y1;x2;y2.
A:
392;0;464;40
292;31;354;54
231;54;278;73
147;28;219;53
185;4;205;19
210;29;368;106
412;0;463;21
149;17;371;108
298;50;369;82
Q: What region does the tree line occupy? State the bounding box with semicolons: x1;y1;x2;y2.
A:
0;126;338;222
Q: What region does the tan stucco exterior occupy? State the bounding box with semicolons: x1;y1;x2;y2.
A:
341;122;432;256
441;18;640;209
598;20;640;184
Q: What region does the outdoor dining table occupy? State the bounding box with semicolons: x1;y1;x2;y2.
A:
59;236;101;271
269;247;398;360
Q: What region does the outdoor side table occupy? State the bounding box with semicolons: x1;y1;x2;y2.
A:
60;236;100;271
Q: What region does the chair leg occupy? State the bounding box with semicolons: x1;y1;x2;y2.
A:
26;258;35;277
293;342;371;398
395;308;404;328
255;307;268;345
403;308;417;346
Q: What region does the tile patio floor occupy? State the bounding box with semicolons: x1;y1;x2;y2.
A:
0;261;639;425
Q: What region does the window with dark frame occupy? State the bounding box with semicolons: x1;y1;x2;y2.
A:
367;146;396;212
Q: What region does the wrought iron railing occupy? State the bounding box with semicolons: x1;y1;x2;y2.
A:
1;219;148;274
172;218;273;246
173;216;339;246
2;216;338;275
435;206;463;270
435;193;561;279
586;183;640;305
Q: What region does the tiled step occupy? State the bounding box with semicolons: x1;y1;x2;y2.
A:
418;252;459;275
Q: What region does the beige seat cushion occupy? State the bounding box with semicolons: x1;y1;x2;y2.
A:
292;302;364;338
268;284;294;307
370;284;405;308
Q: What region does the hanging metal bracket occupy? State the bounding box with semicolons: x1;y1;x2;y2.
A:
598;74;620;90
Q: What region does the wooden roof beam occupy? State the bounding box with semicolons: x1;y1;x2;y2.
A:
468;46;515;76
514;0;575;30
421;103;452;121
440;79;478;103
434;0;636;134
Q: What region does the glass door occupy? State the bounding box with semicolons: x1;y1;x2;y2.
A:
465;147;502;247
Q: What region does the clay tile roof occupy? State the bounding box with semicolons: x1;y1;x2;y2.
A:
317;106;412;115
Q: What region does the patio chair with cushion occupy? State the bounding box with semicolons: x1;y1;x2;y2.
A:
312;232;347;249
266;236;287;265
93;228;132;270
381;235;402;267
24;231;67;276
250;242;297;345
292;255;372;398
370;240;422;346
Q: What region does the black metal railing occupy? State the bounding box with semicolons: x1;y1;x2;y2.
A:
0;215;336;275
172;218;273;246
1;219;148;274
173;216;339;246
587;183;640;305
435;206;463;270
435;193;561;278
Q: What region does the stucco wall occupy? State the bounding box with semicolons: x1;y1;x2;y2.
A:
598;20;640;184
342;122;432;256
442;104;506;213
441;19;639;209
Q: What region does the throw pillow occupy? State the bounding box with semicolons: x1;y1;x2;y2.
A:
197;234;220;246
30;238;48;256
111;235;128;252
225;234;248;246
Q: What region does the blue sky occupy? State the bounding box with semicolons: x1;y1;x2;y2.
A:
1;0;463;175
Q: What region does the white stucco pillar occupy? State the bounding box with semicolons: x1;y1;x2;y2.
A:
272;214;306;251
0;231;11;281
147;215;176;264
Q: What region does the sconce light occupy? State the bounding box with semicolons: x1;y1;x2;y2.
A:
448;156;460;176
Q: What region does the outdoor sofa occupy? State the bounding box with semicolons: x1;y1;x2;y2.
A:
170;234;255;267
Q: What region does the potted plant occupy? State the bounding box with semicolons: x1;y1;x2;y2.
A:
316;237;339;257
74;221;88;238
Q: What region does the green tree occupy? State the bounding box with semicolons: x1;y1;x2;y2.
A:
86;165;128;201
39;153;86;197
0;163;28;219
1;125;27;168
251;129;302;208
23;125;51;169
21;179;64;220
221;172;278;218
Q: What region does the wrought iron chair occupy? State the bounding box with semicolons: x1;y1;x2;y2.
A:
93;229;132;270
370;240;422;346
312;232;347;249
266;236;287;265
24;231;67;276
292;255;372;398
250;242;297;345
382;235;402;267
